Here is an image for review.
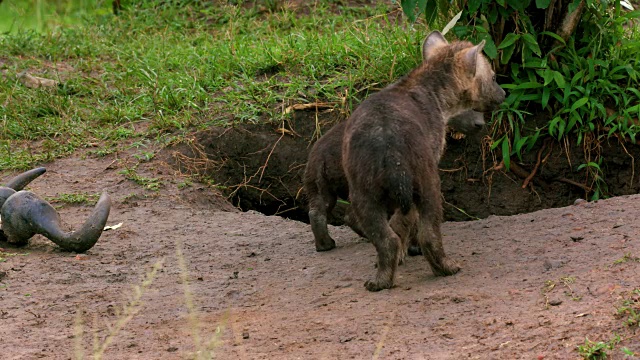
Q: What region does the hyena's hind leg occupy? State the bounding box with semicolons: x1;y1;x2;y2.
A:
389;207;419;265
414;199;460;276
351;194;402;291
307;179;338;252
348;206;413;265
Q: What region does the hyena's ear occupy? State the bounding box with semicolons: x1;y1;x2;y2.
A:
422;31;448;62
463;40;486;76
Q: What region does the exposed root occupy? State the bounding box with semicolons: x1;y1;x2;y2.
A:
616;134;635;186
439;166;465;173
227;183;285;207
171;137;220;176
557;177;591;192
483;160;504;176
522;140;553;189
508;161;531;180
258;127;285;183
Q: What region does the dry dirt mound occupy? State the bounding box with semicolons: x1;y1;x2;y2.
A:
1;153;639;359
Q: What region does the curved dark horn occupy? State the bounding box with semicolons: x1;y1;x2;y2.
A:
0;191;112;252
4;167;47;190
0;187;17;209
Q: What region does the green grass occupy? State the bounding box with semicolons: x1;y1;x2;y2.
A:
0;0;113;33
119;166;162;191
45;191;101;205
0;0;434;171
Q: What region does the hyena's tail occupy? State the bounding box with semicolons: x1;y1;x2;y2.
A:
385;157;413;215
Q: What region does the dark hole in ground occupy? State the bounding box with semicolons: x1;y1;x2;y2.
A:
166;109;640;224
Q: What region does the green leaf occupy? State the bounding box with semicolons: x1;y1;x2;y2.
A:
483;37;498;59
566;114;578;131
488;5;498;24
468;0;482;13
542;69;554;86
401;0;418;22
568;0;581;14
514;136;529;159
570;97;589;112
502;138;511;171
497;33;520;49
521;33;541;56
515;81;543;89
541;87;551;108
540;31;565;45
571;70;585;85
553;71;566;88
506;0;526;12
536;0;552;9
416;0;427;18
558;118;566;138
549;116;561;137
500;44;515;65
587;162;601;170
496;0;506;6
526;130;541;152
424;0;440;24
490;136;504;150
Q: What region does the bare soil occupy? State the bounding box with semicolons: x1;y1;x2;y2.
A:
2;146;640;360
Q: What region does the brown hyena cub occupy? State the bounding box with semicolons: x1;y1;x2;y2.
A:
342;31;505;291
304;110;485;256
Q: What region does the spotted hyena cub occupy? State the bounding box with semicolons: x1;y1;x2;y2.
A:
304;110;485;259
342;31;505;291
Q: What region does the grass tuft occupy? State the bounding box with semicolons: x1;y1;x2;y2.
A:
1;1;426;171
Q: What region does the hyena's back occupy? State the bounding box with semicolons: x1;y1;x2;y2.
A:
344;89;444;216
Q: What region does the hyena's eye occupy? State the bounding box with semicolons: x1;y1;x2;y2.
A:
492;75;496;82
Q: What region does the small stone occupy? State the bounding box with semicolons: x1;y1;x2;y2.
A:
166;347;178;352
17;72;59;89
242;331;250;339
549;299;563;306
340;336;355;343
573;198;587;206
335;282;352;289
543;259;563;271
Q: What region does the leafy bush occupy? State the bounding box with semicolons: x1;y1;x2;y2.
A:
401;0;640;199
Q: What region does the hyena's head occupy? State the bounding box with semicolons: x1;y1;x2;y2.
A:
421;31;506;113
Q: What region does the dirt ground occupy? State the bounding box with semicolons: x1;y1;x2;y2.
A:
2;150;640;360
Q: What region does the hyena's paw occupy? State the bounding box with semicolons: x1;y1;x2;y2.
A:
315;237;336;252
364;278;394;292
432;257;461;277
398;247;408;266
